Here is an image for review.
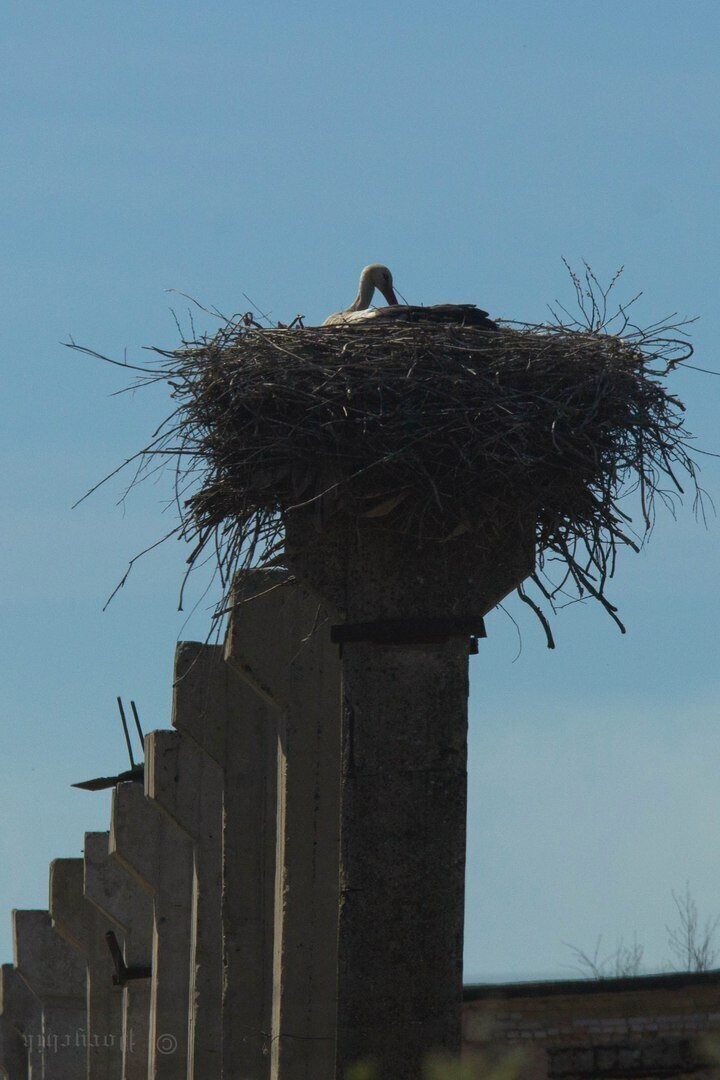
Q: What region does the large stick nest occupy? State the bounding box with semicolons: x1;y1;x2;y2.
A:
74;274;702;645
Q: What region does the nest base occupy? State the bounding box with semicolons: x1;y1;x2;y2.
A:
283;503;536;627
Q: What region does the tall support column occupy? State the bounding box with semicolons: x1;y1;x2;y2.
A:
172;640;278;1079
283;509;535;1079
337;640;469;1072
225;571;342;1080
145;727;223;1079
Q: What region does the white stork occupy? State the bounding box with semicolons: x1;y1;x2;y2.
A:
321;264;497;329
322;264;399;325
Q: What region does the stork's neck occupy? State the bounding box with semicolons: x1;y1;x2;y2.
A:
348;269;376;312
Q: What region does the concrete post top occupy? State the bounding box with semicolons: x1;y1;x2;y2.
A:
172;641;226;762
12;910;86;1000
84;831;110;864
145;727;222;838
110;778;192;890
0;962;37;1015
110;779;146;819
49;859;88;954
84;830;153;938
109;781;160;892
144;728;182;783
225;571;337;709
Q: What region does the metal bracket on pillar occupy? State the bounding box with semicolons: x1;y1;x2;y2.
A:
105;931;151;987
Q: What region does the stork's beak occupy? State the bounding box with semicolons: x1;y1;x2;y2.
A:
382;285;399;306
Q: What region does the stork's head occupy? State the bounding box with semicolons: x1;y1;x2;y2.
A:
361;264;399;306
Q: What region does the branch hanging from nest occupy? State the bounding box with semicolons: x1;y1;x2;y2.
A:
67;271;704;645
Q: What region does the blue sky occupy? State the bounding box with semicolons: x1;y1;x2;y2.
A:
2;0;720;981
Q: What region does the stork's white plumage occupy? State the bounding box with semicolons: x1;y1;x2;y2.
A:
322;264;399;325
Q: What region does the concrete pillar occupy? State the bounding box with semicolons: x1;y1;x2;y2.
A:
225;571;342;1080
0;963;37;1079
49;857;123;1078
144;725;223;1078
169;647;227;1077
283;508;535;1078
110;781;194;1079
12;909;87;1078
83;830;153;1079
172;636;280;1079
336;639;470;1073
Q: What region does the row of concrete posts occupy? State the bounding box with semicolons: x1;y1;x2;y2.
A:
1;509;534;1079
0;570;343;1078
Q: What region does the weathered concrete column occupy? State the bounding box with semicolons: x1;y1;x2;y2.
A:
145;726;223;1078
336;638;470;1071
110;780;194;1078
84;830;153;1079
0;962;38;1079
283;509;535;1078
225;571;342;1080
172;638;278;1079
49;857;123;1078
12;909;87;1078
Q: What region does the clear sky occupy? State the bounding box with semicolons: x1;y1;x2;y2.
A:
2;0;719;982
